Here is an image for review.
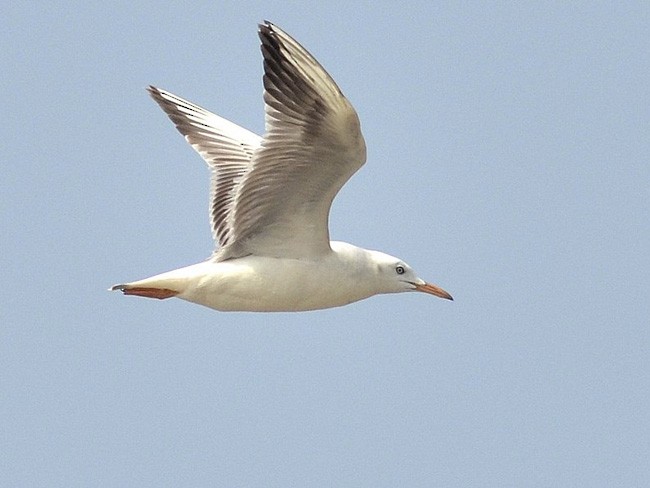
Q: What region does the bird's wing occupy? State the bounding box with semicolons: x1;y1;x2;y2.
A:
147;86;262;248
218;21;367;260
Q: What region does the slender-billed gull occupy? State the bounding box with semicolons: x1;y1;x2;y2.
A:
111;21;452;312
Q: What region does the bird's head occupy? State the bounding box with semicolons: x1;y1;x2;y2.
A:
371;251;453;300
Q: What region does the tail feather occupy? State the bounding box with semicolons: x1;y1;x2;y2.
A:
110;283;179;300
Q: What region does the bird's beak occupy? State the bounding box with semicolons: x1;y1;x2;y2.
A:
414;282;453;301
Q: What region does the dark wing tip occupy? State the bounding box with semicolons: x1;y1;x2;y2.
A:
258;20;280;51
147;85;165;103
259;20;274;31
145;86;193;129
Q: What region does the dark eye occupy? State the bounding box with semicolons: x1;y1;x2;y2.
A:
396;265;405;275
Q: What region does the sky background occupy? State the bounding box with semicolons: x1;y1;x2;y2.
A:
2;1;649;486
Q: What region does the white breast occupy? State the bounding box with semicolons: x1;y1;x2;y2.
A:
170;245;378;312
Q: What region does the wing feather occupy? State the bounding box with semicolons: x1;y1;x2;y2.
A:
218;22;366;260
147;86;262;247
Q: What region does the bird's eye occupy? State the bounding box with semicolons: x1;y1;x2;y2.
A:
396;266;405;275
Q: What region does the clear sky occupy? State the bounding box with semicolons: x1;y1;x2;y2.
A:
2;1;648;486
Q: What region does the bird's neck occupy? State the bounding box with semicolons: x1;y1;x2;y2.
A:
329;240;384;284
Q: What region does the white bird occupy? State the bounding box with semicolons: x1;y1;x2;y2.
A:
111;21;452;312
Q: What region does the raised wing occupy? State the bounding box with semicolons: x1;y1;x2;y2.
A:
147;86;262;247
217;21;367;260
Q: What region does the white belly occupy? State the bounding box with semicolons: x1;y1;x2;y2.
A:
170;254;375;312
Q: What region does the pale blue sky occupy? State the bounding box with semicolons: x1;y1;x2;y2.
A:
2;1;649;486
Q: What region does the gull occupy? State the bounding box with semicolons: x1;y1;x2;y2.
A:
111;21;452;312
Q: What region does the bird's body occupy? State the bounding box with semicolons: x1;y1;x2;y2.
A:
111;21;452;312
121;242;408;312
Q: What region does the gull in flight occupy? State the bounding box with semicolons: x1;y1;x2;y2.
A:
111;21;452;312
